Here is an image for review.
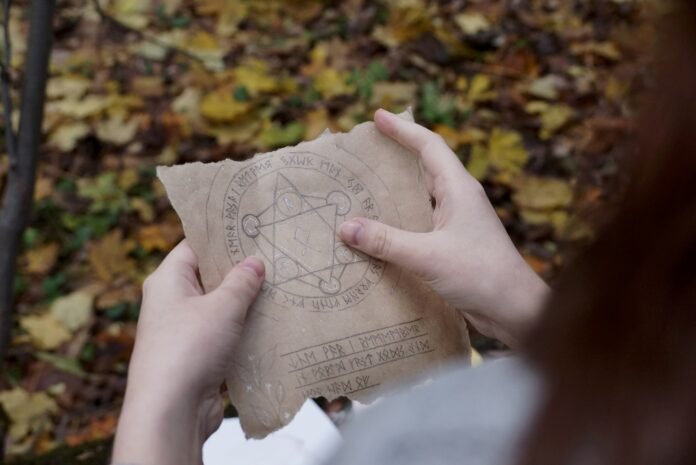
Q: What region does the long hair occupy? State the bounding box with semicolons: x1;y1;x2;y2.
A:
520;3;696;464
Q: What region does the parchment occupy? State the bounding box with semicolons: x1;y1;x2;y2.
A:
157;111;471;438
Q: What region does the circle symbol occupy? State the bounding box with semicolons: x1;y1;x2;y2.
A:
277;192;302;216
241;214;260;237
275;257;299;279
319;277;341;295
334;245;354;264
223;151;393;311
327;191;351;215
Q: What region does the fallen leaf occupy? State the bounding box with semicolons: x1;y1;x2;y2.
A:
48;121;91;152
525;101;574;139
512;176;574;210
46;76;91;99
25;243;60;274
313;68;355;99
259;121;306;149
95;113;140;146
303;107;332;140
526;75;566;100
89;230;135;282
137;225;174;252
454;12;490;35
200;89;252;123
370;82;418;109
50;289;94;332
488;128;529;177
20;312;71;350
0;388;58;440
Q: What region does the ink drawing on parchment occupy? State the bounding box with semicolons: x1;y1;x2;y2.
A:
157;111;471;438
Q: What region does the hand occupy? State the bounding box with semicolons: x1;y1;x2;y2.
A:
339;109;549;348
112;241;265;465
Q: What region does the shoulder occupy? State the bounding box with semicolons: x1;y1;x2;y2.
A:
330;357;543;465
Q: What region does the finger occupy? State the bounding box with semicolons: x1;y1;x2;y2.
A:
202;257;265;321
374;109;468;191
144;240;202;298
339;218;432;277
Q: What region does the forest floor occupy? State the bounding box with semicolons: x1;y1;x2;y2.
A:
0;0;656;461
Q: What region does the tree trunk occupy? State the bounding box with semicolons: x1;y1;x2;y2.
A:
0;0;57;367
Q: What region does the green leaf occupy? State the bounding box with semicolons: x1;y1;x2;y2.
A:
260;122;306;148
234;85;250;102
36;352;86;378
419;81;455;126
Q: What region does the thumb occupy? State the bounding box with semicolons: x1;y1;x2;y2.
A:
339;218;430;275
203;257;265;321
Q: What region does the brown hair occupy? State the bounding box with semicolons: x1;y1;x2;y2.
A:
520;3;696;465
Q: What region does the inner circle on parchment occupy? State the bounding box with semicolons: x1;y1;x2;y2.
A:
222;151;388;311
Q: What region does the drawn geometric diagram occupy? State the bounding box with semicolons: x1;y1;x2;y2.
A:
241;173;368;296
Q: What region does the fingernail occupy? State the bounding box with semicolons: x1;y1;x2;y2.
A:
240;257;265;278
340;221;363;245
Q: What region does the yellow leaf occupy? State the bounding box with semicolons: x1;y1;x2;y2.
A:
216;1;248;37
200;90;252;123
313;68;354;99
454;12;490;35
110;0;150;28
137;225;173;252
571;41;622;60
526;75;565;100
132;76;164;97
488;129;529;176
520;208;569;231
513;177;574;210
232;59;279;95
525;101;573;139
372;0;433;47
303;107;331;140
0;388;58;440
130;197;155;222
48;121;90;152
89;230;135;282
207;119;262;146
95;114;140;146
50;289;94;332
370;82;418;110
20;313;71;350
467;143;489;181
467;74;493;102
47;95;110;119
25;243;59;275
46;76;91;99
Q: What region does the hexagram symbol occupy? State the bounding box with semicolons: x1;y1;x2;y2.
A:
241;174;367;295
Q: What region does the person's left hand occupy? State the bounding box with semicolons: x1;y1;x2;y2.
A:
112;241;265;465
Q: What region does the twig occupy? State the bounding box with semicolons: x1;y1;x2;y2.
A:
0;0;16;161
90;0;209;68
0;0;56;371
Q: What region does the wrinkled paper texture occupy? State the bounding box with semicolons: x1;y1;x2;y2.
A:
158;111;470;438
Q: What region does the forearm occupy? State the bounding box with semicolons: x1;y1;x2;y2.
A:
112;384;205;465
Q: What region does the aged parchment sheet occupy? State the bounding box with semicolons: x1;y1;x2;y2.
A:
158;112;470;438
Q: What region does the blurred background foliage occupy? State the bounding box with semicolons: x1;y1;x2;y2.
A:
0;0;657;460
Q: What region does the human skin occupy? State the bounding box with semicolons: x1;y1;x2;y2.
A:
339;109;550;348
111;109;549;465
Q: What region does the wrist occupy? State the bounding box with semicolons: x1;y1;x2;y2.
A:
113;377;206;465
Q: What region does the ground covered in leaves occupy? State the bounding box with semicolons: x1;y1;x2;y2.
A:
0;0;657;460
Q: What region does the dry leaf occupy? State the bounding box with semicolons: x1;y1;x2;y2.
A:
48;122;91;152
0;388;58;440
25;243;59;275
50;289;94;332
89;230;135;282
19;312;72;350
95;113;140;146
454;12;490;35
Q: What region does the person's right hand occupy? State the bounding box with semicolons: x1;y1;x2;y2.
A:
339;109;549;348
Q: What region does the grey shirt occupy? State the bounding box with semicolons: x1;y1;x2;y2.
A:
328;357;542;465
